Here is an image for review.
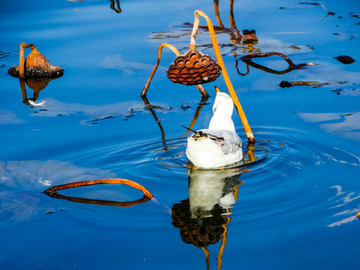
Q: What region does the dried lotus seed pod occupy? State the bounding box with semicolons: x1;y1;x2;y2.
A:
167;50;221;85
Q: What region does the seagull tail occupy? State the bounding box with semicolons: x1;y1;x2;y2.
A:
180;125;197;133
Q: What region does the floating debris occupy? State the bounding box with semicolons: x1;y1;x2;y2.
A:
349;13;360;19
0;51;11;59
334;55;356;64
298;2;320;6
181;103;191;110
8;43;63;79
331;88;360;96
109;0;122;13
279;80;347;88
320;3;336;16
357;210;360;219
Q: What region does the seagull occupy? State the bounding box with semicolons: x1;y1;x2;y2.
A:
185;87;243;169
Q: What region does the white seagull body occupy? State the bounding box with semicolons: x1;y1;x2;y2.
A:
186;90;243;169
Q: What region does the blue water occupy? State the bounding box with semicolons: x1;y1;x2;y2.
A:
1;0;360;269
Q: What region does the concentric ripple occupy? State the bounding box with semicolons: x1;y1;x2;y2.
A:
1;127;359;230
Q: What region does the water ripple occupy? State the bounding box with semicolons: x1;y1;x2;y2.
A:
1;127;359;229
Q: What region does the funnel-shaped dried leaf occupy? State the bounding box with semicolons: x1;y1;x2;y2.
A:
167;50;221;85
8;45;64;78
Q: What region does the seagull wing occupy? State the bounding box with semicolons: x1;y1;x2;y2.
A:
193;129;242;154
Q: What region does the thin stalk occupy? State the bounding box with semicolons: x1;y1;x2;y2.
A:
141;43;180;97
191;10;255;143
19;43;26;79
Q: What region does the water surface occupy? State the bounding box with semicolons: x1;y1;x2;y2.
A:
1;0;360;269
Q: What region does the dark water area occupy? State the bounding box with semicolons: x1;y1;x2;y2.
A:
1;0;360;269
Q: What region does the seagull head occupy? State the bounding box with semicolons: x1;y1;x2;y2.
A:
208;86;236;132
212;86;234;117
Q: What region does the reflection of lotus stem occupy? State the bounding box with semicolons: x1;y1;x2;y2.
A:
141;95;166;144
217;222;229;270
229;0;235;29
190;10;255;144
19;79;28;104
141;43;180;97
241;52;308;71
214;0;224;28
202;247;210;270
44;178;154;200
47;192;151;207
187;97;209;132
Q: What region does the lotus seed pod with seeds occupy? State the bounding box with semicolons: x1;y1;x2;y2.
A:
167;50;221;85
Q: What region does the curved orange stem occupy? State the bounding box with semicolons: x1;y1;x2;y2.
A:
44;178;154;200
141;43;180;97
191;10;255;144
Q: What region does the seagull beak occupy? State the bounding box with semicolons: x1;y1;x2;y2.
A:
215;86;220;93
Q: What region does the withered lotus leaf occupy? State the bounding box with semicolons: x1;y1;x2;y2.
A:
8;44;64;79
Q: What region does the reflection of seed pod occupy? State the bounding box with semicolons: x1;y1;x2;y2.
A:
242;29;258;45
171;199;227;248
26;78;53;91
167;50;221;85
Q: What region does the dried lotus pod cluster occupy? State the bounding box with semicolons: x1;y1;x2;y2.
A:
167;50;221;85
